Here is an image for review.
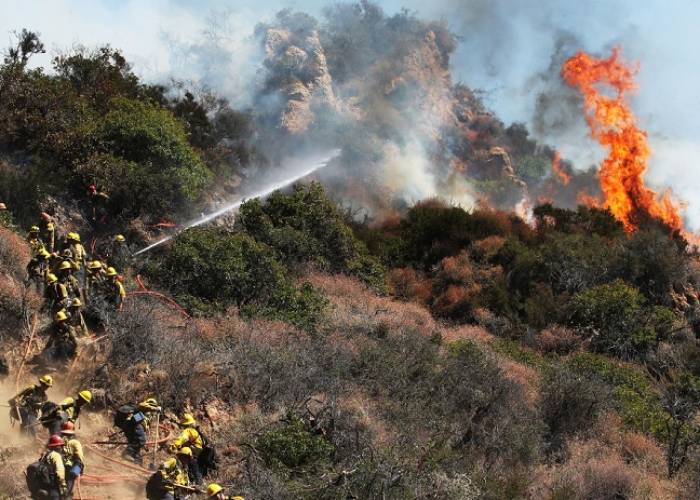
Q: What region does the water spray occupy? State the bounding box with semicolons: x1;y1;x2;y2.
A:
132;150;339;256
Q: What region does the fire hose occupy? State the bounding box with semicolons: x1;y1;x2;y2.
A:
92;423;175;446
123;274;190;319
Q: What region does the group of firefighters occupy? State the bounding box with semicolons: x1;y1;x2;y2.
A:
4;209;242;499
24;212;128;361
10;375;241;499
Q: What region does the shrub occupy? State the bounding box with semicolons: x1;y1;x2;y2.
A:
567;279;675;358
258;416;334;469
0;226;30;280
431;252;501;321
156;227;326;329
387;267;432;304
534;325;582;355
82;97;212;218
398;201;514;269
567;352;667;437
238;183;385;289
539;367;607;454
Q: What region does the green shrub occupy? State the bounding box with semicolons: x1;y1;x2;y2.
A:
258;416;334;469
155;227;326;329
568;280;678;358
88;97;212;217
238;182;385;289
567;352;667;436
398;201;514;269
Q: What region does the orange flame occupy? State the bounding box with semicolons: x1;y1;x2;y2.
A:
562;48;684;233
551;151;571;186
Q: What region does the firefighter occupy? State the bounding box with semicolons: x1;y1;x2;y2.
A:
66;233;87;271
206;484;244;500
57;260;81;299
120;398;161;465
44;273;69;313
84;260;106;302
107;234;130;269
169;413;204;484
46;310;78;360
8;374;53;436
27;226;44;255
159;447;193;500
87;184;109;222
105;267;126;309
68;298;89;337
26;248;51;291
40;212;56;253
43;390;92;434
60;421;85;498
44;434;69;500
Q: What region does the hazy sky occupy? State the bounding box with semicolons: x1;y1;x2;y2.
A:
2;0;700;227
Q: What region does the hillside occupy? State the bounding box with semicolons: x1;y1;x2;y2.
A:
1;5;700;500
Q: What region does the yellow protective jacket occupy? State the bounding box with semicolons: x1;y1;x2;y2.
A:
28;237;44;256
159;457;190;492
41;222;55;253
70;243;87;268
46;450;67;489
60;274;80;296
63;438;85;467
170;426;203;452
10;384;47;411
58;397;81;422
45;282;68;303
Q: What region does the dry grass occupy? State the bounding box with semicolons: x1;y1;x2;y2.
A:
387;267;433;304
0;226;30;281
307;272;439;336
531;413;679;500
534;325;583;355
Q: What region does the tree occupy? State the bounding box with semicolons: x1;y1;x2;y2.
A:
3;29;44;66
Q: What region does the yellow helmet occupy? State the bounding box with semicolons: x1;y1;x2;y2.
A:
138;398;160;412
67;232;81;242
88;260;102;270
29;225;39;232
46;273;58;284
39;374;54;387
179;413;196;427
59;260;72;271
177;446;193;458
71;298;82;307
207;484;223;497
78;390;92;404
54;310;68;322
61;397;75;406
115;234;126;242
105;267;117;277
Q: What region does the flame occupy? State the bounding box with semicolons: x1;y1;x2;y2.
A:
551;151;571;186
562;48;684;233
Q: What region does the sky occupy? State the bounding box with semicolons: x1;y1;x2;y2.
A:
2;0;700;227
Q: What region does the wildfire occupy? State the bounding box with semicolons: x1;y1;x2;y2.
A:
551;151;571;185
561;48;684;233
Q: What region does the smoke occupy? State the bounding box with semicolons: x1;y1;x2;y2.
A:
2;1;700;227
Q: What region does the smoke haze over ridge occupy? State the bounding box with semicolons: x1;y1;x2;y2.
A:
2;0;700;228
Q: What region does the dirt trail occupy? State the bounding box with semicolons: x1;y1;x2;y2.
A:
0;378;173;499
